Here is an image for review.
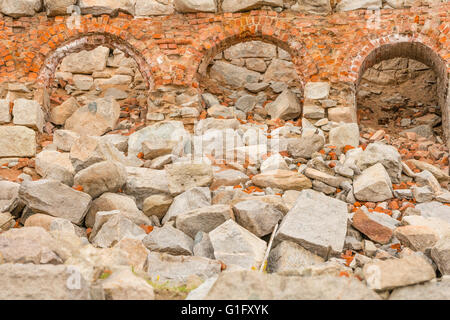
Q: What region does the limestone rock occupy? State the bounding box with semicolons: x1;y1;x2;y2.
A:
222;0;282;12
431;237;450;275
329;123;360;149
0;0;42;17
266;89;301;120
12;99;45;132
44;0;78;16
394;225;439;252
209;61;261;89
267;241;324;274
78;0;136;15
135;0;174;16
65;97;121;136
363;255;435;291
124;167;170;208
143;224;193;255
0;226;69;264
162;187;211;224
85;192;150;228
354;163;393;202
205;271;380;300
91;214;146;248
19;180;91;225
336;0;382;12
35;150;75;185
73;161;127;198
142;194;173;220
0;263;89;299
146;252;221;285
102;268;155;300
304;82;330;100
389;279;450;300
357;143;402;184
60;46;110;74
173;0;216;13
0;99;10;124
50;97;80;125
176;204;234;238
209;219;267;270
252;170;312;191
165;163;213;195
0;126;36;157
232;199;283;237
287;129;325;159
275;189;348;257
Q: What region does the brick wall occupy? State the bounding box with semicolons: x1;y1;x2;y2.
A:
0;3;449;138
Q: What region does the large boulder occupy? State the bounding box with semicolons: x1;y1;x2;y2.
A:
65;98;121;136
73;161;127;198
0;125;36;157
0;181;20;213
275;189;348;257
19;180;91;225
209;220;267;270
0;263;90;299
353;163;393;202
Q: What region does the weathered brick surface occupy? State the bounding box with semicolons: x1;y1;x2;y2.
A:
0;5;446;87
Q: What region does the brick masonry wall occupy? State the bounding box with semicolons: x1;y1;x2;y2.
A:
0;3;448;137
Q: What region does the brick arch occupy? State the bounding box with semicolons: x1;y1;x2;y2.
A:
349;34;450;144
196;32;317;86
36;32;154;90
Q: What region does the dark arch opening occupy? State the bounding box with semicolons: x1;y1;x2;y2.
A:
356;41;449;143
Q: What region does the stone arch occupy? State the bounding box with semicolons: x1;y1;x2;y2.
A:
37;32;154;90
350;36;449;144
196;32;315;87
